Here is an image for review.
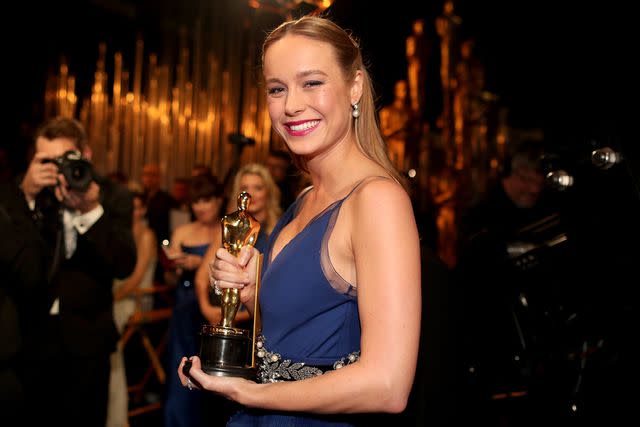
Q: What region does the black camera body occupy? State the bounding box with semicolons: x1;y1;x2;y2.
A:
42;150;95;191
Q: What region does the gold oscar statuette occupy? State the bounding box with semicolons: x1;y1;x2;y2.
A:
197;191;262;379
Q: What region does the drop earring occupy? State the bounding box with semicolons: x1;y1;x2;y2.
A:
352;102;360;118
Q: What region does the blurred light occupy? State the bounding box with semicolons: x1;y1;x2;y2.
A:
592;147;622;170
407;168;417;178
519;293;528;307
546;170;574;191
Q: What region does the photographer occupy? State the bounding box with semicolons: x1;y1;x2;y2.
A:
453;139;570;424
11;116;136;426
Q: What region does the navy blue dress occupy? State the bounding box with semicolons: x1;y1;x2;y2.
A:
166;232;269;427
228;183;373;426
164;242;210;427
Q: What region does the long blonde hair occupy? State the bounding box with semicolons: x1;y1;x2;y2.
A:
229;163;282;235
262;16;404;187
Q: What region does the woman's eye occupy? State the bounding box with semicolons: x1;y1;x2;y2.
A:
267;87;284;96
304;80;323;88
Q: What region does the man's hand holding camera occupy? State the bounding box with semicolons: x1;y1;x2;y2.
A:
56;175;101;214
21;150;100;214
21;152;60;204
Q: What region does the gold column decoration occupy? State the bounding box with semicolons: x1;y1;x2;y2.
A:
435;0;462;166
43;1;329;188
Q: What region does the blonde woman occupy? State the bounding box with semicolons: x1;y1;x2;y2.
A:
228;162;282;236
182;16;421;426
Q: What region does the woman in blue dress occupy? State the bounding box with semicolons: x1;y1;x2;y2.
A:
163;174;224;427
194;163;282;425
179;16;422;426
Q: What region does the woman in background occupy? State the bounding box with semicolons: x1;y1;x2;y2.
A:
107;185;157;427
228;163;282;245
164;174;223;427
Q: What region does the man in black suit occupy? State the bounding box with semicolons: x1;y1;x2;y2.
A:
0;179;47;423
12;117;136;426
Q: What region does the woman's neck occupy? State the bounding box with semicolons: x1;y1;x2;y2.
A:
186;220;220;245
306;137;377;201
197;218;219;228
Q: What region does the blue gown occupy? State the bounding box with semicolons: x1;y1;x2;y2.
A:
164;242;210;427
166;232;269;426
229;182;376;427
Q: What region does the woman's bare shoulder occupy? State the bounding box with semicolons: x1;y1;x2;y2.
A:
351;176;410;208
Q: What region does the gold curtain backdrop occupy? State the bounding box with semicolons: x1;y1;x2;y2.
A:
44;1;284;188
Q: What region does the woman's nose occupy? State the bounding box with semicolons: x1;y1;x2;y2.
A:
284;90;305;116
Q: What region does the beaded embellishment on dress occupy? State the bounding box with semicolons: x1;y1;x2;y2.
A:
255;335;360;383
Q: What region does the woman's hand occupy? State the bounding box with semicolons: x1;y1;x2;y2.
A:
209;246;258;307
177;355;255;401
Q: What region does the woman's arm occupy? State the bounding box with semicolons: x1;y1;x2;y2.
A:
114;229;157;301
182;179;421;414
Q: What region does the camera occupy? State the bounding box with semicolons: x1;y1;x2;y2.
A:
42;150;95;191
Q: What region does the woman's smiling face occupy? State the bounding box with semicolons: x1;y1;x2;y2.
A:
263;35;357;160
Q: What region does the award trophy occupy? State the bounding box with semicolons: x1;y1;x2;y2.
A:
197;191;261;379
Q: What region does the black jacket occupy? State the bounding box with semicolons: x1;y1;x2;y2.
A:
0;179;47;408
8;177;137;360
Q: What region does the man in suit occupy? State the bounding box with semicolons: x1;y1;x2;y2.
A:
453;139;573;424
0;179;47;423
14;116;136;426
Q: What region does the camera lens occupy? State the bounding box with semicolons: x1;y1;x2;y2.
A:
59;151;94;191
71;164;85;179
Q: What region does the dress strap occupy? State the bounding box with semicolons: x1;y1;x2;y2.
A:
297;185;314;199
340;175;393;204
292;185;314;217
294;176;393;218
319;175;394;297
